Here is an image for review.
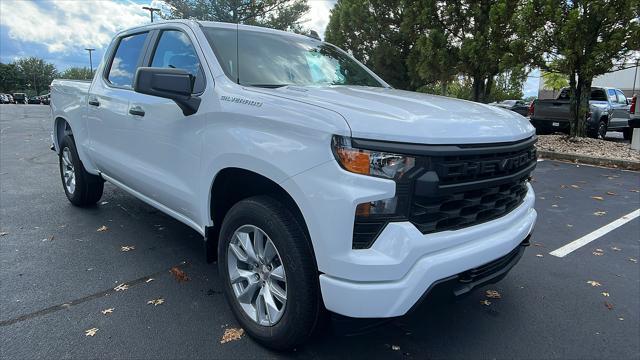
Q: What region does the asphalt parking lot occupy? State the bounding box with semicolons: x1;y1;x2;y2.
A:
1;104;639;359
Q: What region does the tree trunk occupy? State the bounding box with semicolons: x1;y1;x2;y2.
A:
568;71;578;137
484;75;494;103
472;76;485;102
575;76;592;138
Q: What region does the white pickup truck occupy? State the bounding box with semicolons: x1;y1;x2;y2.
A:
51;20;537;350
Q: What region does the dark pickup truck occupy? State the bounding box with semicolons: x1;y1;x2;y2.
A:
530;87;631;139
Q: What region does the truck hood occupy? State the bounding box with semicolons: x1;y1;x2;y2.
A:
255;86;535;144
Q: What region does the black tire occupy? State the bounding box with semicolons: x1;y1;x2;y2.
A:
596;120;608;139
218;195;325;350
623;128;631;141
58;135;104;206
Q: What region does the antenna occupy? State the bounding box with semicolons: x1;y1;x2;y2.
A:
236;21;240;85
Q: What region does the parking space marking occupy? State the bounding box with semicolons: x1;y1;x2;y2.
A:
550;209;640;258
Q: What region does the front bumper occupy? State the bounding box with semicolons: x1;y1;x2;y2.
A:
318;184;536;318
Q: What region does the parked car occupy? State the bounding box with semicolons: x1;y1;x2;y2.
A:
50;20;538;350
6;94;14;103
0;94;9;103
489;99;530;117
28;96;42;104
40;93;51;105
530;87;631;139
13;92;27;104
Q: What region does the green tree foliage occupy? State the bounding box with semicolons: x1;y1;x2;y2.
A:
163;0;310;31
1;58;58;95
60;67;94;81
540;0;640;137
541;71;569;98
0;63;21;93
325;0;412;89
326;0;541;102
14;57;58;95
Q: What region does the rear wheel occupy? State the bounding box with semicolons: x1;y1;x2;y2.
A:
59;135;104;206
597;120;608;139
218;195;325;350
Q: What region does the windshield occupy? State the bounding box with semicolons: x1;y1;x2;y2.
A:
202;26;384;88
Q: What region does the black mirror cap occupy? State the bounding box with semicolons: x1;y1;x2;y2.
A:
133;67;201;116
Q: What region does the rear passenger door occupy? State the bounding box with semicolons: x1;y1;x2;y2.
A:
120;26;208;223
87;31;150;181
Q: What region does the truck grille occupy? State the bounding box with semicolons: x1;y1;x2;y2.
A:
350;136;537;249
410;180;529;234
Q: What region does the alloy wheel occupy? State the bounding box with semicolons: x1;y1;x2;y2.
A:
227;225;287;326
61;147;76;194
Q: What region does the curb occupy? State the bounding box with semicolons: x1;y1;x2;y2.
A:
537;150;640;171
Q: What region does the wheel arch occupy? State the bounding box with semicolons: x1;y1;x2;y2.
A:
53;116;72;153
205;167;315;264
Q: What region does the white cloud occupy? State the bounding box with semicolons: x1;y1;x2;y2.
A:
302;0;337;39
0;0;149;54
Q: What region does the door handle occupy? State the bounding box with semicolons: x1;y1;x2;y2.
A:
129;106;145;116
88;98;100;107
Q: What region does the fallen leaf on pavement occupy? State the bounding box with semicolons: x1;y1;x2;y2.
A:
147;298;164;306
567;224;574;227
100;201;109;205
606;192;617;196
391;345;401;351
101;308;114;315
145;278;154;283
618;317;624;321
601;292;610;297
114;283;129;292
220;328;244;344
611;247;621;251
85;328;98;337
480;299;491;306
0;231;8;236
587;280;601;287
485;290;501;299
630;189;640;193
536;254;544;258
570;184;581;189
120;245;135;252
604;302;614;310
551;204;559;208
591;196;604;201
593;211;607;216
97;225;108;232
170;267;190;282
592;251;604;256
629;258;638;263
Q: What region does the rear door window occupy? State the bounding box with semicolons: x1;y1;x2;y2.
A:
607;89;617;103
150;30;205;93
107;32;148;88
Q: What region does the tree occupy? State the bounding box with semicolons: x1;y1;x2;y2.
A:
325;0;413;90
60;67;94;81
14;57;57;95
541;71;568;98
163;0;309;32
0;63;21;93
540;0;640;137
405;0;543;102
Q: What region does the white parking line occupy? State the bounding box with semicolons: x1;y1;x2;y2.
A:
550;209;640;258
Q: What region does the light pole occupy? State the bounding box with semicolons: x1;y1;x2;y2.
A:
142;6;160;22
85;48;95;77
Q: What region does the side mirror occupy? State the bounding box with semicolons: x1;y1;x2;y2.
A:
133;67;201;116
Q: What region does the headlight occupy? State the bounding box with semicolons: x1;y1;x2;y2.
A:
331;135;415;180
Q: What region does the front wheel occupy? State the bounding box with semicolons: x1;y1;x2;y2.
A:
59;135;104;206
218;196;325;350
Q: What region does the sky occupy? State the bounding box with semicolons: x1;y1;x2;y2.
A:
0;0;539;97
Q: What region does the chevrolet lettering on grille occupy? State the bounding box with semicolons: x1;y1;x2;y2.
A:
438;149;536;178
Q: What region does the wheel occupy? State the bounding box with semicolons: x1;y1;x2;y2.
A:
597;120;607;139
623;128;631;141
59;135;104;206
218;195;325;350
